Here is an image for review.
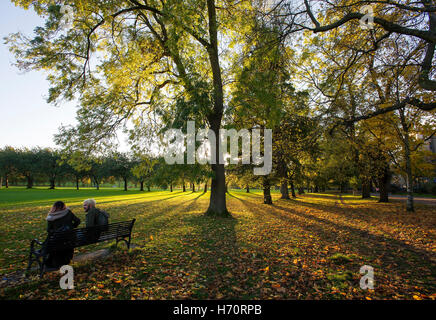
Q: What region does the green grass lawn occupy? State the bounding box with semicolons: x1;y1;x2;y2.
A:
0;187;162;208
0;187;435;300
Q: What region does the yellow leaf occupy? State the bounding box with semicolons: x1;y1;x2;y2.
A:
232;286;243;292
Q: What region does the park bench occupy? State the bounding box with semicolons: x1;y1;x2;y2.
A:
26;219;136;278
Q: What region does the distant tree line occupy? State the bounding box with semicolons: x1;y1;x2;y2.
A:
2;138;434;202
0;147;215;192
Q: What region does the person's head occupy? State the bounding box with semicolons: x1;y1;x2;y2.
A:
50;201;66;213
83;199;96;212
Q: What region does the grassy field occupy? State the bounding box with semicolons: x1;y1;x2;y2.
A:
0;187;435;300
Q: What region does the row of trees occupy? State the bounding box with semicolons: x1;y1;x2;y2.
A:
0;147;212;192
2;127;434;204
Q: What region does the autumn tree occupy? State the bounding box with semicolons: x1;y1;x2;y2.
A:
280;0;436;97
131;155;157;191
14;148;45;189
38;148;69;189
289;0;435;209
273;106;319;199
230;19;290;204
6;0;262;217
105;152;134;191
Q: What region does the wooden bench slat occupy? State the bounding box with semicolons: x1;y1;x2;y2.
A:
45;220;134;250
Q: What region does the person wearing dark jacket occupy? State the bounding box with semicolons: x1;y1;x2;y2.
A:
83;199;107;242
83;198;102;227
44;201;81;268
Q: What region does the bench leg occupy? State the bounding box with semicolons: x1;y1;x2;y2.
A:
26;250;34;277
39;256;47;278
127;235;131;249
26;257;39;277
115;237;131;249
26;248;43;277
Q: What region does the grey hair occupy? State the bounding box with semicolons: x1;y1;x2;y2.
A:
83;199;96;207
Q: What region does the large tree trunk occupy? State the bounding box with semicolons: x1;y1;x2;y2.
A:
140;181;144;191
207;163;228;215
183;183;186;192
75;177;80;190
204;0;228;217
94;178;100;190
49;177;55;190
204;182;208;193
361;179;371;198
124;178;128;191
280;180;290;199
26;176;33;189
263;177;272;204
405;161;414;211
290;180;296;198
170;183;173;192
4;175;8;188
404;143;414;211
400;109;414;212
339;183;346;194
298;187;305;195
378;166;391;203
192;182;195;192
147;185;151;192
246;185;250;193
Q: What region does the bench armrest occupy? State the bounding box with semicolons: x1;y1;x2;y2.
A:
30;239;43;250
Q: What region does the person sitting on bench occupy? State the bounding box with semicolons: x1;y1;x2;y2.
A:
83;199;109;242
45;201;81;268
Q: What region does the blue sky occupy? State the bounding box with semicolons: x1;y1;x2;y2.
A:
0;1;78;150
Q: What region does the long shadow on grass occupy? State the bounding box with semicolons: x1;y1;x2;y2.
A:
182;214;244;299
233;195;434;284
272;203;434;259
88;191;186;206
181;194;279;298
107;193;204;236
289;204;430;264
285;196;433;229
